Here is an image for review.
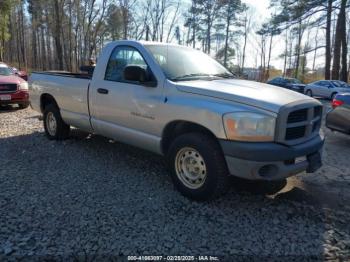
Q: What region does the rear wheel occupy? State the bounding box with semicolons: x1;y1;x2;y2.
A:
166;133;230;201
43;104;70;140
306;89;313;97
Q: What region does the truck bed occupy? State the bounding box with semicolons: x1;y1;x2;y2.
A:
32;71;92;79
30;71;92;132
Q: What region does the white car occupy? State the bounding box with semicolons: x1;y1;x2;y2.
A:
304;80;350;100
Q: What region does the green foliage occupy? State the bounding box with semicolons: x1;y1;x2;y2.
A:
216;46;235;61
0;0;15;60
270;0;331;29
106;4;124;40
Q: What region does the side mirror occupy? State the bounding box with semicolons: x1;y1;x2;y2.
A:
124;65;157;87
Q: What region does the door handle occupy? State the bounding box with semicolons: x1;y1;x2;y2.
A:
97;88;109;94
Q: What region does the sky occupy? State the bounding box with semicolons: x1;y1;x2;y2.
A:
243;0;270;18
240;0;281;69
180;0;279;68
240;0;325;71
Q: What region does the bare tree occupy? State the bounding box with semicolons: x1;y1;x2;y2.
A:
241;5;252;73
332;0;348;81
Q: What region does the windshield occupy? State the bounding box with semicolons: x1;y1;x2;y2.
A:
333;81;349;88
286;78;301;84
146;45;233;81
0;67;13;76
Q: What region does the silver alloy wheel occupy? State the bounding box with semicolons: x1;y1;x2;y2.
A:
175;147;207;189
46;112;57;136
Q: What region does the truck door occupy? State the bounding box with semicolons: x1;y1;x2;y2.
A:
89;45;164;153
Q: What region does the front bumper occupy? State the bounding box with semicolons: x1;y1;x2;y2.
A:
0;90;29;106
220;135;324;180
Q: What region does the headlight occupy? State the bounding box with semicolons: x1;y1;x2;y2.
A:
19;82;28;90
223;112;276;142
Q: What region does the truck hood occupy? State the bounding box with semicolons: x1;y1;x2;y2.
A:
0;75;25;85
176;79;314;113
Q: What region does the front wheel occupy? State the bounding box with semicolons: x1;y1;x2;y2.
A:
43;104;70;140
305;89;313;97
166;133;230;201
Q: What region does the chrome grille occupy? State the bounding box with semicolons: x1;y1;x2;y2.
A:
276;101;323;145
0;84;17;93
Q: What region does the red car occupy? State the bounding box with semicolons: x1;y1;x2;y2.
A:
0;64;30;109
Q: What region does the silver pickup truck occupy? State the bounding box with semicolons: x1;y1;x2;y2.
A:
29;40;324;200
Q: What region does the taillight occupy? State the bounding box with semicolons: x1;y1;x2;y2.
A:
332;99;344;109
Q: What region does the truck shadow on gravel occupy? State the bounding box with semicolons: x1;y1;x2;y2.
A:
0;130;348;260
66;129;323;204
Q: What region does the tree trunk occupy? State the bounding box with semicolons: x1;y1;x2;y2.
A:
294;20;303;79
332;0;347;80
340;1;348;82
19;3;27;70
54;0;64;70
223;14;230;67
241;17;248;74
31;18;38;69
283;28;288;76
325;0;332;80
192;22;196;48
266;32;273;80
123;7;128;39
40;25;47;70
206;14;212;54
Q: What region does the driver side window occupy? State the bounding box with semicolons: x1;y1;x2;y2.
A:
105;46;148;82
320;81;331;88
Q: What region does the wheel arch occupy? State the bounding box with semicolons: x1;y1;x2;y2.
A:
40;93;58;113
161;120;219;155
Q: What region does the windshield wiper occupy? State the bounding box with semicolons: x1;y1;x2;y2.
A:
170;73;213;81
213;73;235;79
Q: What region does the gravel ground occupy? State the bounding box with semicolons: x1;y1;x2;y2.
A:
0;104;349;261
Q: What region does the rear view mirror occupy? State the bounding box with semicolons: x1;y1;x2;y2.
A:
124;65;157;87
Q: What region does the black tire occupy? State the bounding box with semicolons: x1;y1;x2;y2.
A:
18;102;30;109
166;132;230;201
306;89;313;97
43;104;70;140
330;92;337;100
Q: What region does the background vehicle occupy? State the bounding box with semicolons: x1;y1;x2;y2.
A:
29;41;324;200
0;64;29;109
267;77;305;93
11;67;28;81
326;93;350;134
304;80;350;99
